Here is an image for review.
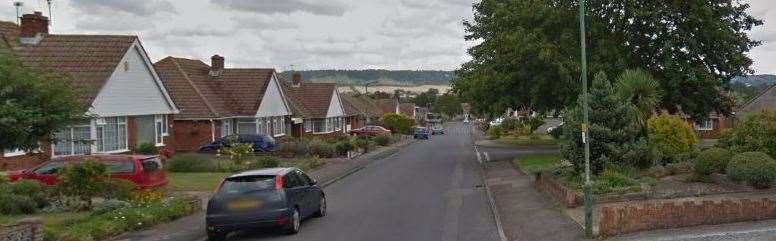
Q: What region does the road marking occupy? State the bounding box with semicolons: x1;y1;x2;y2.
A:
484;152;490;162
476;148;482;163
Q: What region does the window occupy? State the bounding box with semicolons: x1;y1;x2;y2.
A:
237;118;257;134
305;120;312;133
221;119;232;137
141;157;163;172
154;115;168;146
219;176;276;194
272;117;285;136
695;119;713;131
311;119;327;133
52;123;92;156
96;117;128;153
33;161;64;175
106;161;135;173
3;149;25;157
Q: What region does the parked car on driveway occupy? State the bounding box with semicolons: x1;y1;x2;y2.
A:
206;168;325;240
199;134;276;153
431;125;445;135
7;155;167;189
349;125;391;137
414;127;430;140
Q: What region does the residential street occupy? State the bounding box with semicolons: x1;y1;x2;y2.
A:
228;122;500;241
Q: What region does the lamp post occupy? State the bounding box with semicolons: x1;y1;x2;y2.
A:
578;0;593;237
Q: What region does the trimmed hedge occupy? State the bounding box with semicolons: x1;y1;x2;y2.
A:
694;148;732;176
727;152;776;189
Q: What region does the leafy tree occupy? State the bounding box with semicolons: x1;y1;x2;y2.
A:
561;72;639;174
720;110;776;157
380;113;415;135
414;88;439;108
432;93;462;117
454;0;761;119
615;69;663;135
0;53;87;152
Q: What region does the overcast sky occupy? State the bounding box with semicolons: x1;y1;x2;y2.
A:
1;0;775;73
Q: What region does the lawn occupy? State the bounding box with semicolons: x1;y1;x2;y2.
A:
513;153;562;174
0;211;91;238
168;172;231;192
497;134;562;146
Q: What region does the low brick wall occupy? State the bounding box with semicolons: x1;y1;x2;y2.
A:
599;198;776;237
534;173;579;208
0;219;43;241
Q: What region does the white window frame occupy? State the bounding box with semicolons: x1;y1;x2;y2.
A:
221;119;232;137
154;115;168;147
52;123;93;157
3;148;26;157
237;118;258;134
95;117;129;154
695;119;713;131
304;120;312;133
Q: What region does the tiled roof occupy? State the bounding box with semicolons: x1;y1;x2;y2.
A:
400;103;416;117
154;57;276;119
281;81;338;118
376;99;398;115
340;94;361;116
0;22;137;105
341;94;381;118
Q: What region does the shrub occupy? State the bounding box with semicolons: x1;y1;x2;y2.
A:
720;110;776;157
105;179;137;201
380;113;415;134
248;157;280;169
166;154;218;173
647;114;699;163
9;180;48;208
694;148;732;176
665;161;693;175
92;199;132;215
353;136;372;152
277;141;298;157
218;142;254;166
299;157;326;171
487;125;504;139
132;189;164;206
135;143;158;155
500;118;521;131
525;116;546;133
57;161;109;209
309;140;335;158
727;152;776;189
594;169;639;194
335;140;355;156
0;194;37;214
373;135;391;146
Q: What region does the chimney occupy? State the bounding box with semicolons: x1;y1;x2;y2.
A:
210;55;224;78
20;11;48;38
292;72;302;88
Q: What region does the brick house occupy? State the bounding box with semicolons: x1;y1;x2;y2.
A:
683;112;732;139
280;74;347;138
0;12;179;170
340;94;382;128
376;98;416;119
153;55;292;152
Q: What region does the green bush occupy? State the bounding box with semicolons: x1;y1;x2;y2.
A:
9;180;48;208
335;140;355;156
593;169;639;194
104;179;137;201
353;136;372;152
380;113;415;134
487;125;504;139
57;161;109;209
0;194;37;214
299;157;326;171
218;142;254;166
309;140;335;158
373;135;391;146
647;114;699;163
525;116;546;132
727;152;776;189
694;148;732;176
92;199;132;215
665;161;693;175
720;110;776;157
500;118;521;131
248;157;280;169
135;143;158;155
166;154;218;173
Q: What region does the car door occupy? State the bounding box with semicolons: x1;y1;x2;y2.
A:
293;170;316;216
139;157;167;188
283;173;305;213
298;171;322;213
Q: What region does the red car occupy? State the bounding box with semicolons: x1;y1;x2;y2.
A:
349;125;392;136
8;155;168;189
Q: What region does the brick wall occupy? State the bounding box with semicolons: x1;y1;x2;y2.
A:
685;117;732;139
534;173;579;208
0;143;51;171
171;120;215;152
0;218;44;241
599;198;776;237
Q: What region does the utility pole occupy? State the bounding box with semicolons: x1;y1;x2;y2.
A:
14;2;23;25
46;0;53;26
579;0;593;237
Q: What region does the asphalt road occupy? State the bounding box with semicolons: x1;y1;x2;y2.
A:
228;122;500;241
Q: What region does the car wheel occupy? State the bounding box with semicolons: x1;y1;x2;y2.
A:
285;208;301;234
207;231;227;241
314;196;327;217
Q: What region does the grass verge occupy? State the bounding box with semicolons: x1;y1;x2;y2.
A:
513;153;562;174
168;172;230;192
497;134;562;146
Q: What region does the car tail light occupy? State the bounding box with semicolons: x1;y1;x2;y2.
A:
276;216;289;225
274;175;283;190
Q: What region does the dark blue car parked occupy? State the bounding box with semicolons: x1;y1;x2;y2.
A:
413;127;429;140
206;168;326;240
199;134;276;153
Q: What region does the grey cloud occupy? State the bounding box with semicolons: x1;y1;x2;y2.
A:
232;16;299;31
69;0;176;16
216;0;347;16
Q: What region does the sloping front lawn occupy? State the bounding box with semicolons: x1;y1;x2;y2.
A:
168;172;231;192
513;153;562;174
498;134;562;146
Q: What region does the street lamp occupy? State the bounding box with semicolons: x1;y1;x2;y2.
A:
578;0;593;237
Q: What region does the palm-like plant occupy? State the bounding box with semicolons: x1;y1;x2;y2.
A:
615;69;663;136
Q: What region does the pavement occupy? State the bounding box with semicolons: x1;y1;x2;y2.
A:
113;122;501;241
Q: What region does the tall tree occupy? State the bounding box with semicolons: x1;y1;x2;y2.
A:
414;88;440;108
0;53;87;152
615;69;663;135
453;0;761;119
433;94;463;117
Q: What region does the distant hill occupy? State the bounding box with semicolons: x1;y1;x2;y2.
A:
732;74;776;87
278;70;455;86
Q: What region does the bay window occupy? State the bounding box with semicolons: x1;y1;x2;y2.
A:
96;117;128;153
272;116;285;136
52;123;92;156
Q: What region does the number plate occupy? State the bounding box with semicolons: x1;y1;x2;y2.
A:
227;199;261;211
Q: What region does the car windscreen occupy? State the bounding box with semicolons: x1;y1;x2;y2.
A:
105;160;135;173
219;175;275;194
